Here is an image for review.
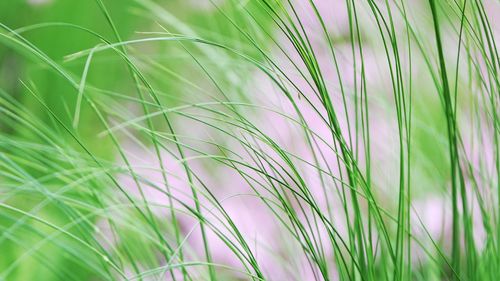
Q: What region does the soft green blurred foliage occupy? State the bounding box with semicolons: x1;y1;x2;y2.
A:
0;0;142;156
0;2;276;280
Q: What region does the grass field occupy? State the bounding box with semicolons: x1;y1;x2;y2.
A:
0;0;498;280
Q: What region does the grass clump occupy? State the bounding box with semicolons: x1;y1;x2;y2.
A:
0;0;498;280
